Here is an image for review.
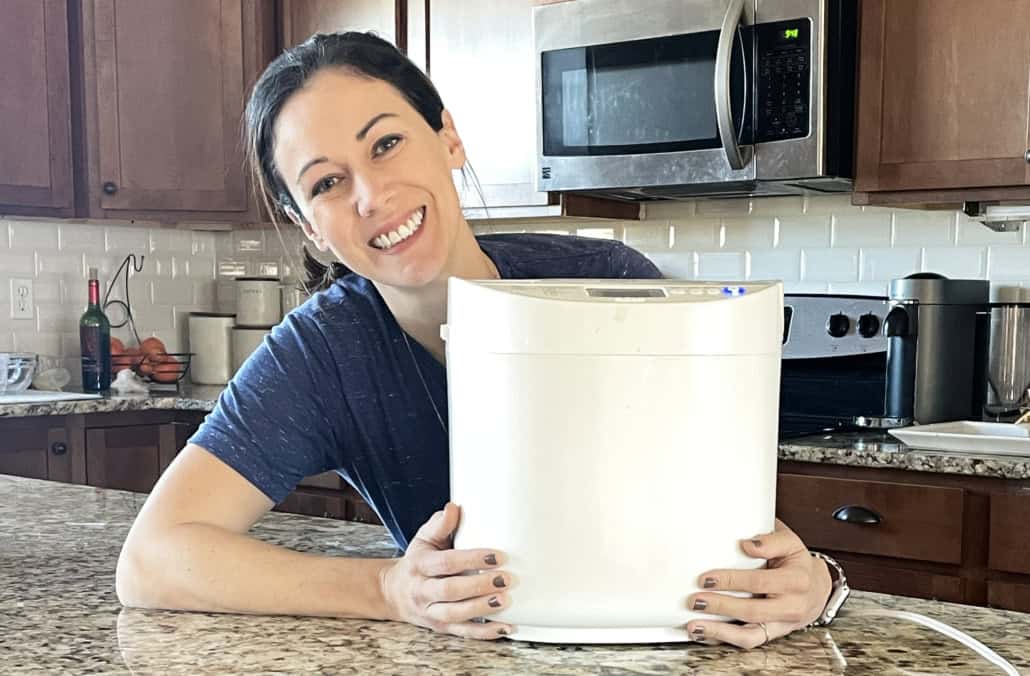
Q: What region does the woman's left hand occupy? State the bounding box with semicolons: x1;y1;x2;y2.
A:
685;519;832;649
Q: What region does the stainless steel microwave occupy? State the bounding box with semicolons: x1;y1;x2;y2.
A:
533;0;858;200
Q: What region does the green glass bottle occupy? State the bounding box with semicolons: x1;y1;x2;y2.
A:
79;267;111;391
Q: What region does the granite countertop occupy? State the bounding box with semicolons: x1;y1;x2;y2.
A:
2;474;1028;675
779;431;1030;480
0;383;224;418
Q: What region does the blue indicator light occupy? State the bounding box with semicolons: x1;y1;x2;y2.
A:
722;286;747;296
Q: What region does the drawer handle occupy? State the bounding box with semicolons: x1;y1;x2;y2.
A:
51;442;68;456
832;504;883;525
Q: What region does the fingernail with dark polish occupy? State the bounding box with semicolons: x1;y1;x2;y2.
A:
484;553;497;565
703;577;717;589
692;625;706;640
493;575;506;588
692;599;708;611
489;596;501;608
497;628;510;636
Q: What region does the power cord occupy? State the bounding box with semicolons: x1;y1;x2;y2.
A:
838;608;1020;675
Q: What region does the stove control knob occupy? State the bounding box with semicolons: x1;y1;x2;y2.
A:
858;313;881;338
826;313;850;338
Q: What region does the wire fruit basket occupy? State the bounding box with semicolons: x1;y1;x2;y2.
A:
111;352;194;388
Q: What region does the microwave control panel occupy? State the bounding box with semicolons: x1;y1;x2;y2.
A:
755;19;812;142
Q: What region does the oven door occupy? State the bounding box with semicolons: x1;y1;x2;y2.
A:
535;0;756;193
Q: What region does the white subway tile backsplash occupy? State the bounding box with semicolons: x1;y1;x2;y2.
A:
35;303;80;333
623;223;672;252
58;224;106;252
0;252;36;276
192;232;218;257
9;221;59;250
185;257;216;280
151;279;194;305
643;200;695;220
105;226;150;253
0;331;14;351
922;247;986;278
987;246;1030;280
233;230;265;254
956;215;1023;246
149;229;193;254
826;281;889;296
832;212;892;247
193;280;216;307
749;196;803;216
749;250;801;282
722;217;775;249
130;303;175;331
646;252;696;279
576;226;619;240
697;251;747;280
671;220;721;251
784;281;830;294
779;215;831;248
696;198;750;217
36;253;84;278
802;194;855;215
893;210;956;246
802;248;859;282
14;330;60;356
859;247;922;281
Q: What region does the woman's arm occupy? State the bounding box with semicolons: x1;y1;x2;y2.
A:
115;444;392;618
116;444;513;639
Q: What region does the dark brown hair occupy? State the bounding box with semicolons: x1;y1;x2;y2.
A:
244;32;451;293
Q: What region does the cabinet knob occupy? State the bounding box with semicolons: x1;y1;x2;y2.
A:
832;504;883;525
1025;149;1030;163
102;181;118;195
51;442;68;456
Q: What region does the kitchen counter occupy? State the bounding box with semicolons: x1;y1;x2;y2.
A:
779;431;1030;480
2;474;1028;675
0;384;223;418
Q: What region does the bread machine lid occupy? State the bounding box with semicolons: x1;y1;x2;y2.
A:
443;278;783;356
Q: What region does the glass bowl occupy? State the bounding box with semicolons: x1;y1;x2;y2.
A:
0;353;38;394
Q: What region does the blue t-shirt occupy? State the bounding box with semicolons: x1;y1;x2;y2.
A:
190;233;662;549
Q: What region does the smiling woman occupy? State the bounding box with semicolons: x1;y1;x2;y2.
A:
114;30;839;649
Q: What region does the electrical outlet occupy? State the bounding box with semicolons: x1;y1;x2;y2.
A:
10;278;33;320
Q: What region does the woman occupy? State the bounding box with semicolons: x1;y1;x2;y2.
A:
116;32;837;648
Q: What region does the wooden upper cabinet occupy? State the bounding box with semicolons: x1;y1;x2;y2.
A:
0;0;74;215
77;0;275;222
855;0;1030;195
280;0;399;49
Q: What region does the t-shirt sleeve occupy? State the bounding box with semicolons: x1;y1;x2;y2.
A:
611;241;664;279
188;312;344;503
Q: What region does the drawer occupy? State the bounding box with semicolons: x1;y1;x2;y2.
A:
989;493;1030;574
988;580;1030;613
777;474;965;564
832;555;965;603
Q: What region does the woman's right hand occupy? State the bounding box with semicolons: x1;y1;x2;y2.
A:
378;502;514;639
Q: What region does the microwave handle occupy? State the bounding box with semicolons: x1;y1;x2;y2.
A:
715;0;752;170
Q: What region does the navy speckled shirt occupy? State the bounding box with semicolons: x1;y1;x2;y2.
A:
190;233;662;549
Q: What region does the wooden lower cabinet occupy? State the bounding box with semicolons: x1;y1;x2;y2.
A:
779;461;1030;613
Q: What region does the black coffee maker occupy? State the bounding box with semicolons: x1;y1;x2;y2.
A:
883;273;989;426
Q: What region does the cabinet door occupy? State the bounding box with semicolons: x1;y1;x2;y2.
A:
79;0;274;221
855;0;1030;192
0;417;85;483
280;0;398;48
428;0;551;209
86;425;163;493
0;0;74;214
989;493;1030;575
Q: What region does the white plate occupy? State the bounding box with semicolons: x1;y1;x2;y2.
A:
888;421;1030;457
0;391;103;405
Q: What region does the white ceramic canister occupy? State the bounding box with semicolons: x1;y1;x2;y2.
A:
188;312;236;385
236;276;282;326
281;281;307;315
232;326;272;373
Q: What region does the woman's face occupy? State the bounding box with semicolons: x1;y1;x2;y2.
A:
272;69;467;288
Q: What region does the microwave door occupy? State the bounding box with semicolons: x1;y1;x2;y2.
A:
534;0;756;194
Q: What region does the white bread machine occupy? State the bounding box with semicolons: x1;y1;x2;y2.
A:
443;279;783;643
